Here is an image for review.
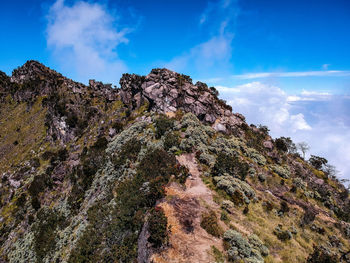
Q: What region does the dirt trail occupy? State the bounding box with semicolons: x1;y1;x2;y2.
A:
151;153;225;263
180;153;218;207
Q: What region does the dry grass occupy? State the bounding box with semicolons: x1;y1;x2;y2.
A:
0;96;48;173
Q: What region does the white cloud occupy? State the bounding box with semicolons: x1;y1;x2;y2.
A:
46;0;130;84
217;82;350;180
301;90;331;97
290;114;311;131
165;0;238;76
220;82;311;133
166;34;233;74
232;70;350;79
287;90;332;102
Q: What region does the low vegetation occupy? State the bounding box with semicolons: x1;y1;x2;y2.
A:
200;210;223;237
148;207;169;248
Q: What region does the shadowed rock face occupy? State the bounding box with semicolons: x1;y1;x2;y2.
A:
120;68;246;134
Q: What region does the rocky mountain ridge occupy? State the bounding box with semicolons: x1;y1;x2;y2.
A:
6;61;246;134
0;61;349;263
119;68;245;134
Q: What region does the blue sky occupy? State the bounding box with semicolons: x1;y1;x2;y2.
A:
1;0;350;180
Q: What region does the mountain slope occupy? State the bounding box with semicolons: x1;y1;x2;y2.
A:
0;61;349;263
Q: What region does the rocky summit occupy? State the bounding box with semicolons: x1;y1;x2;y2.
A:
0;61;349;263
119;68;245;133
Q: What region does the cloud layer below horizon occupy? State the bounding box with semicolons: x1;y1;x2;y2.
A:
217;82;350;181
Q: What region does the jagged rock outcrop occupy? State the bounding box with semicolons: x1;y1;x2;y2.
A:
88;79;117;101
8;63;244;135
9;61;119;102
11;60;63;84
8;60;65;102
4;61;120;143
120;68;245;133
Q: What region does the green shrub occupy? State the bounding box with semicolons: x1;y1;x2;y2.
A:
270;165;290;179
71;148;184;262
68;225;101;263
92;137;108;151
136;148;179;205
66;112;79;128
334;201;350;222
273;225;292;241
41;148;67;166
223;230;268;262
68;137;108;211
248;234;269;257
258;174;266;182
212;152;249;180
163;132;180;150
232;189;245;206
243;206;249;214
213;176;255;206
246;148;266;166
309;155;328;170
240;124;266;152
279;201;290;215
155;115;174;139
148;207;168;248
200;210;223;237
33;208;66;262
275;137;288;152
263;200;274;212
222;200;235;212
274;137;297;153
211;245;225;263
112;138;142;167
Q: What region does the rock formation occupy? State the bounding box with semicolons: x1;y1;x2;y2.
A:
119;68;245;133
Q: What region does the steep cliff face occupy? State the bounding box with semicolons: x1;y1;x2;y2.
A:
0;61;349;263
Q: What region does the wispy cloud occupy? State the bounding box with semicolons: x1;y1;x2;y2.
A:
165;0;239;76
166;34;233;74
46;0;132;84
287;90;332;102
232;70;350;79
